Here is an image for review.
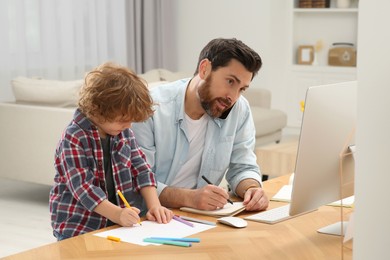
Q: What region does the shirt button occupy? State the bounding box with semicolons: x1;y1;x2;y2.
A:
98;161;102;166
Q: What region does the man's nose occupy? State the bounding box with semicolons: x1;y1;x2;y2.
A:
228;88;240;103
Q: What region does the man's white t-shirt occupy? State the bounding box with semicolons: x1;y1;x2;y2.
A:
171;113;209;188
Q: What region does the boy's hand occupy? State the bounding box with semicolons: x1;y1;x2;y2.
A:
118;207;141;227
145;206;173;224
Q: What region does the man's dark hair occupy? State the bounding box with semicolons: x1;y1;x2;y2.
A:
194;38;262;79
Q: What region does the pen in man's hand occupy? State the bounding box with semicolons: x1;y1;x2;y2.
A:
201;175;233;204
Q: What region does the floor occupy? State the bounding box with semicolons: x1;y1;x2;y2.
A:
0;130;300;258
0;178;56;258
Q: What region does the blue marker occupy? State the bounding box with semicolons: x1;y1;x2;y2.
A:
143;238;192;247
149;237;200;243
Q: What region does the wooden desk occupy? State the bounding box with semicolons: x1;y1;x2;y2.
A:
4;175;352;260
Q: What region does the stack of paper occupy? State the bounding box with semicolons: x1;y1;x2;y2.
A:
271;185;355;207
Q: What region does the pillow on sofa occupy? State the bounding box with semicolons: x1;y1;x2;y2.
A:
11;77;83;107
139;69;191;83
138;70;161;83
158;69;191;82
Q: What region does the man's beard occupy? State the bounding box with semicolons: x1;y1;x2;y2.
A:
198;75;232;118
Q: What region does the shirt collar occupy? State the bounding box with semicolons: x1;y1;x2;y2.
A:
74;109;98;132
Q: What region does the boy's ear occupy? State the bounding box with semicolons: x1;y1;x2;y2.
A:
199;59;211;80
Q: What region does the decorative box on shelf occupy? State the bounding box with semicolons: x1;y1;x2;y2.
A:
328;43;357;67
298;0;330;8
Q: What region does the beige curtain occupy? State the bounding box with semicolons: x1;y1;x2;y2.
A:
125;0;177;73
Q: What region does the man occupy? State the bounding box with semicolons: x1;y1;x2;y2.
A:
132;38;269;212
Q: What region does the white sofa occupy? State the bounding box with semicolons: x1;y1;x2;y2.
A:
0;103;74;185
0;69;286;185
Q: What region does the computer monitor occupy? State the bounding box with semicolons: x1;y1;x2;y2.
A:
289;81;356;235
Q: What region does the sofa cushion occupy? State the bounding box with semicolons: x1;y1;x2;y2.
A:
139;69;191;83
251;107;287;137
138;70;162;83
243;88;271;109
11;77;83;107
158;69;191;82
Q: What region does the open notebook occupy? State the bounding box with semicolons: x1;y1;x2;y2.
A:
180;202;245;217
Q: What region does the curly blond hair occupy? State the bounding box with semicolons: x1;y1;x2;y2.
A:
78;62;154;122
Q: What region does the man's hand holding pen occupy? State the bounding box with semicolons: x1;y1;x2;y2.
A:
185;175;233;211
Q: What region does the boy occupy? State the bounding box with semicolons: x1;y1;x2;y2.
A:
50;62;173;241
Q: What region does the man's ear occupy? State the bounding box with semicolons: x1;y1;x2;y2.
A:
199;59;211;80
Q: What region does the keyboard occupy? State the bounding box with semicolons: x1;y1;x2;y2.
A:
244;204;292;224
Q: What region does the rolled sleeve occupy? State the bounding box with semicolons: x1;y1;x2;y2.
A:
156;181;167;195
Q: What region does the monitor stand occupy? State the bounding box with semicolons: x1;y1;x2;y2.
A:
317;141;353;237
317;221;348;236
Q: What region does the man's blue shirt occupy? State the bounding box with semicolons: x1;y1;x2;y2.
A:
132;78;262;196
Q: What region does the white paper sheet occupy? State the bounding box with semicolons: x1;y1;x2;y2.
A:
271;184;355;207
343;212;354;243
94;218;216;246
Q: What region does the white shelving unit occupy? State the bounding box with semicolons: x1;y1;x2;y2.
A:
292;8;358;68
286;0;359;127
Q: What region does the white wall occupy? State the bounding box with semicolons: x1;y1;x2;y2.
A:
354;1;390;259
174;0;269;77
173;0;289;114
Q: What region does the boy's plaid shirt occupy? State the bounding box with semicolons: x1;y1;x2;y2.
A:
50;109;156;238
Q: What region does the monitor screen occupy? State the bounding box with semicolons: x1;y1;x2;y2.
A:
289;81;356;217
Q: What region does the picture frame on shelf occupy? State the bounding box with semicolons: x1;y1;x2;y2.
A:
297;45;314;65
